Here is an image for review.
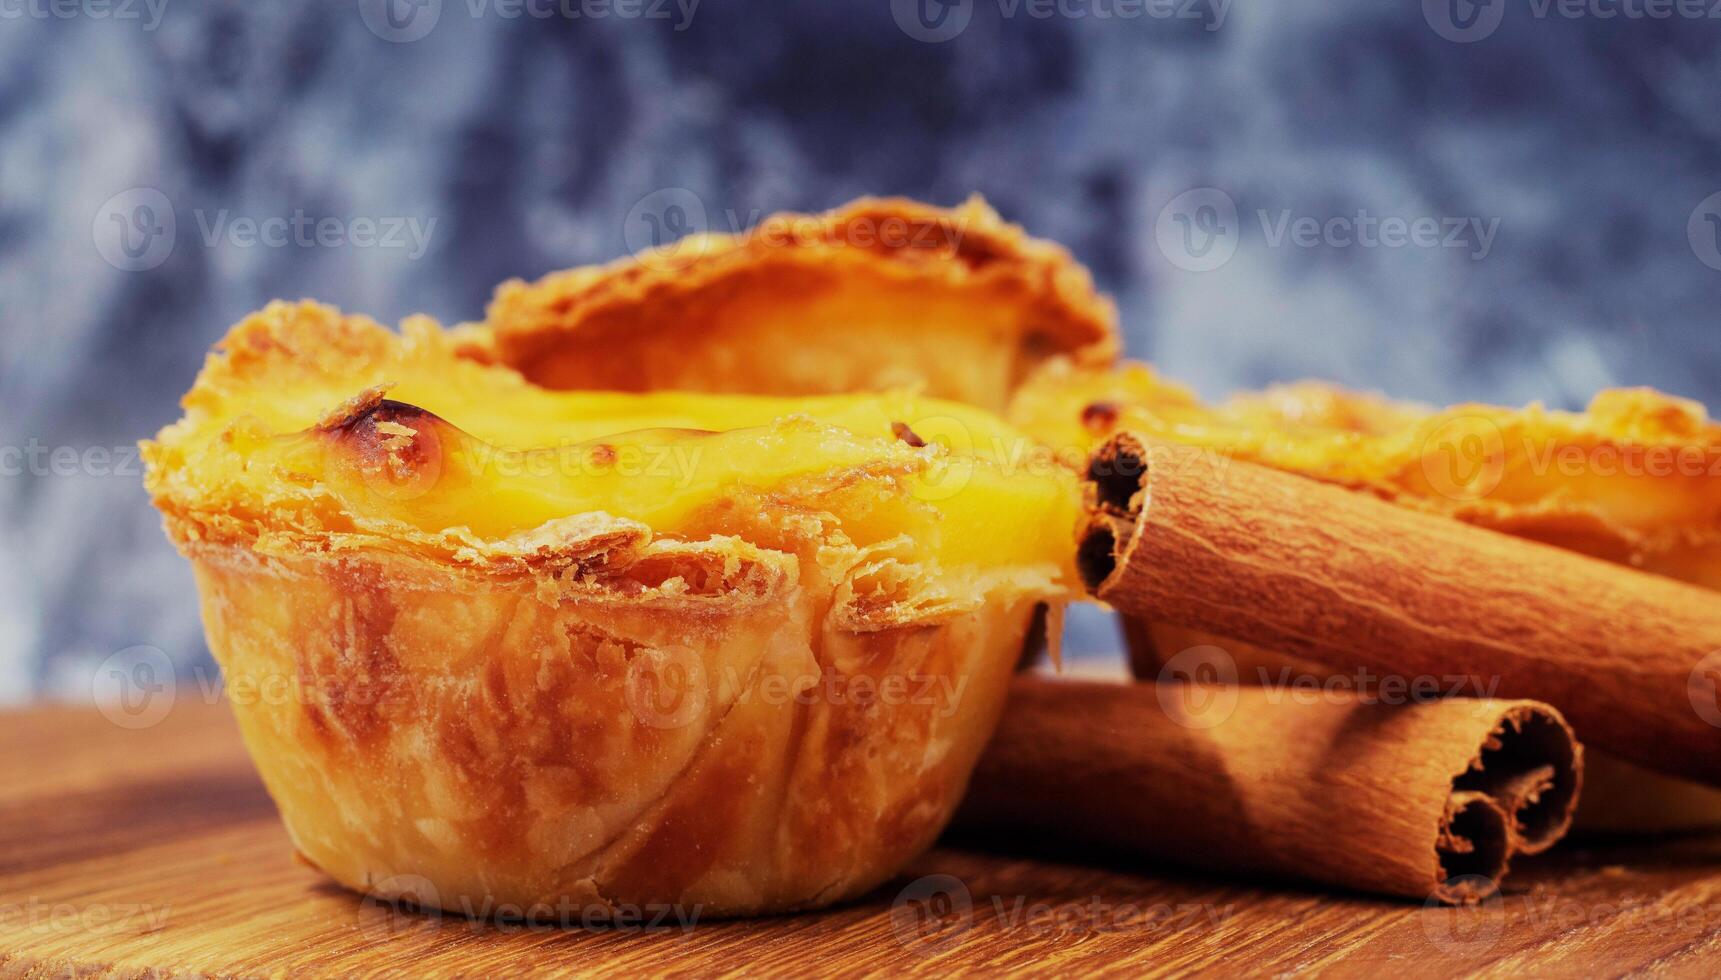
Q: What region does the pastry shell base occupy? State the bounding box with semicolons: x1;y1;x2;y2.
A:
190;538;1038;917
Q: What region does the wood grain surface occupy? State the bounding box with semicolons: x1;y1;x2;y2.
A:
3;698;1721;978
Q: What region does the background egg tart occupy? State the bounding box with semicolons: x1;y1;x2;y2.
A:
143;301;1082;917
475;196;1118;412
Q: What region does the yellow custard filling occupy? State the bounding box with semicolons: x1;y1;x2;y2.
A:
145;302;1082;603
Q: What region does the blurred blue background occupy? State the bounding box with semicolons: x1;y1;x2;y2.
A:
3;0;1720;701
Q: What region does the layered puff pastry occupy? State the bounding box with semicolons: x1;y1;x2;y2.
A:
144;301;1084;917
477;196;1118;411
1011;360;1721;832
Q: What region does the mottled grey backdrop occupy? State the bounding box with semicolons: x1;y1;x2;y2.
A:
3;0;1720;701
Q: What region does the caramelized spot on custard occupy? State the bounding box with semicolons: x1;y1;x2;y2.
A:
321;398;445;493
322;397;443;440
1081;400;1120;434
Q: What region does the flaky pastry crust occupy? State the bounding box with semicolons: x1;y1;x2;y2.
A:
479;196;1118;411
145;301;1077;917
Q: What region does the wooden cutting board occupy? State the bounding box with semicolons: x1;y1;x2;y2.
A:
4;698;1721;978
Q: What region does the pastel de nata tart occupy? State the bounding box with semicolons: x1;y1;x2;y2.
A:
144;301;1083;917
476;196;1118;412
1011;359;1721;833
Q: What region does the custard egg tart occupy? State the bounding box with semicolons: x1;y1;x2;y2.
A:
144;301;1082;917
476;196;1118;411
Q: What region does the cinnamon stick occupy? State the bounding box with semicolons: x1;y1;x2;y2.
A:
955;676;1581;903
1126;624;1577;854
1078;434;1721;787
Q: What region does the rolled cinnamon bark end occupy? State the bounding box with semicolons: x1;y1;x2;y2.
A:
1435;792;1511;903
955;678;1581;904
1076;433;1152;592
1075;518;1122;592
1453;704;1583;855
1084;434;1150;517
1078;432;1721;786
